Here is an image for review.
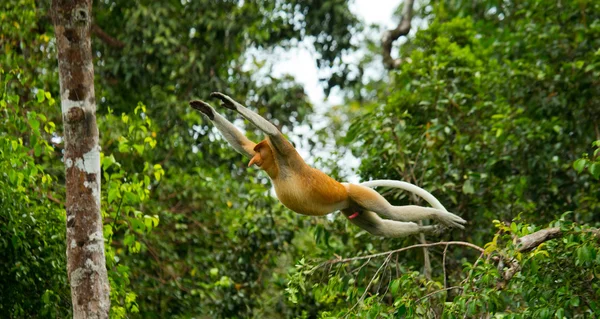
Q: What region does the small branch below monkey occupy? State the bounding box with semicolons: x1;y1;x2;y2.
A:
319;241;485;269
381;0;415;69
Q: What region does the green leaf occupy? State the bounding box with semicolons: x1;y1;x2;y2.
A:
36;89;45;103
390;280;400;295
102;154;116;170
133;144;144;155
462;179;475;194
108;187;119;204
144;215;155;231
29;118;40;131
573;158;586;173
576;245;592;264
570;296;580;307
590;163;600;179
395;305;406;317
34;144;42;156
104;224;113;237
123;234;135;247
118;141;130;153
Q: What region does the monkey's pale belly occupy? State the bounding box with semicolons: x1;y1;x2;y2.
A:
273;178;347;216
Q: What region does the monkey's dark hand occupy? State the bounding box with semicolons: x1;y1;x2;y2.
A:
189;100;215;120
210;92;238;111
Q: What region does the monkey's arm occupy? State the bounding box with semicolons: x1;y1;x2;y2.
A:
345;183;466;229
210;92;294;155
190;100;257;158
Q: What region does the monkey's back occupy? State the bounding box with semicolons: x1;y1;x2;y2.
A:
273;167;348;216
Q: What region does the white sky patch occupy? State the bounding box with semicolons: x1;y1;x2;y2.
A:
243;0;400;183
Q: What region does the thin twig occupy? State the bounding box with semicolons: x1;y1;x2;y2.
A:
415;286;463;304
346;254;393;317
442;243;449;289
351;257;372;275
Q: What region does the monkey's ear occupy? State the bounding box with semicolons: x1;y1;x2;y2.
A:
253;140;269;152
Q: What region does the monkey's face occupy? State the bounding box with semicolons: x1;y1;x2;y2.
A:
248;140;274;169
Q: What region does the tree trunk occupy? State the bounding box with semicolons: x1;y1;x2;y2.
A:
51;1;110;318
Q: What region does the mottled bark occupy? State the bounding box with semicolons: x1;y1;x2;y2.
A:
51;1;110;318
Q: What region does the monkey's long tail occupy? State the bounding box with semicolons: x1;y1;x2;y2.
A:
359;179;447;212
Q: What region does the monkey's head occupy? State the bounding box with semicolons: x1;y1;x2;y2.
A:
248;140;278;178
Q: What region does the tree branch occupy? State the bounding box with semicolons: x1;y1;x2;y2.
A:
516;227;562;252
381;0;415;69
92;23;125;49
319;241;485;269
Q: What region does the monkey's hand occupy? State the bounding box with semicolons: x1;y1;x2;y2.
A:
433;210;467;229
189;100;215;120
210;92;238;111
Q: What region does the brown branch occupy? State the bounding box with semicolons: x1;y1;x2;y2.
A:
381;0;415;69
91;23;125;49
46;192;63;206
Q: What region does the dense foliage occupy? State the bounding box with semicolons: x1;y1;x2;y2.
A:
1;0;599;318
287;0;600;317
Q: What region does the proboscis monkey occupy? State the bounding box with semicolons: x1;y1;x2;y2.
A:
190;93;466;238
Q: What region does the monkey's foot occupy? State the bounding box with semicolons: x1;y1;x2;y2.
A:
210;92;238;111
189;100;215;120
433;210;467;229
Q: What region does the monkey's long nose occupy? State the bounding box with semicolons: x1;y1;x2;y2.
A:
248;153;262;167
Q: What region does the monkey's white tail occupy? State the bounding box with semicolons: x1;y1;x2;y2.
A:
359;179;447;212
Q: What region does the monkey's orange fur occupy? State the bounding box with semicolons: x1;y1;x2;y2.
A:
253;138;348;216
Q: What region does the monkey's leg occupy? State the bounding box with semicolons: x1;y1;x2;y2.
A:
346;184;466;229
190;100;257;158
343;210;440;238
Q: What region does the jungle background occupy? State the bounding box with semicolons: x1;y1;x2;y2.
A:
1;0;600;317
